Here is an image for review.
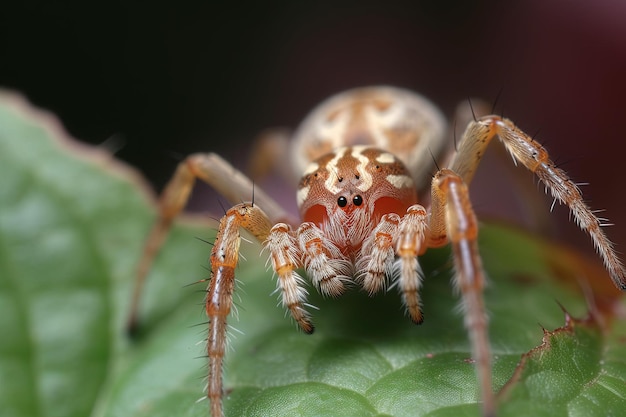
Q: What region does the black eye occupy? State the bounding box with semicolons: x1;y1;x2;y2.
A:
353;195;363;206
337;196;348;207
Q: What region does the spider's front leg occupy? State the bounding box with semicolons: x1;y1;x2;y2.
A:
128;152;302;417
265;223;316;334
127;153;296;333
265;220;357;333
206;203;274;417
358;194;492;415
429;169;495;417
357;206;429;324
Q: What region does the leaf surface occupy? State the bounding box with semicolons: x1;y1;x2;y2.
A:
0;90;624;417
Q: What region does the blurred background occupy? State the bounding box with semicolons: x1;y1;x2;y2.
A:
2;0;625;260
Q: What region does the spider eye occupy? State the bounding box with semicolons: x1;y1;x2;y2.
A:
353;195;363;206
337;196;348;207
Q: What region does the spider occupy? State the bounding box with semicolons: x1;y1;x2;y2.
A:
127;86;626;417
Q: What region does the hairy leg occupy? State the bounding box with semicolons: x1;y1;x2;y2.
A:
265;223;314;333
395;205;429;324
206;203;273;417
128;153;294;333
449;115;626;289
430;169;494;417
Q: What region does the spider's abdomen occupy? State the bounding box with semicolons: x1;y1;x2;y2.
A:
289;86;447;190
297;145;418;255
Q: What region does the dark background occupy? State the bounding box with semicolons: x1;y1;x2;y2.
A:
2;0;626;261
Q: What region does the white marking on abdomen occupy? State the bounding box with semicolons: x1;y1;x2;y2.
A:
376;152;395;164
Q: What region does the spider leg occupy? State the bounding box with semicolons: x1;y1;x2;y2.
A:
356;213;401;296
127;153;296;333
395;205;429;324
430;168;495;417
247;128;294;185
355;207;428;324
449;115;626;289
296;222;353;297
207;203;273;417
265;223;314;333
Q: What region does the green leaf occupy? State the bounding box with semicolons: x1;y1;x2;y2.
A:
0;90;624;417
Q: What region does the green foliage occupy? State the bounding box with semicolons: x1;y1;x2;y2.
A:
0;91;624;417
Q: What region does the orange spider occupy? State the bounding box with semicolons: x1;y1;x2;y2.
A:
127;86;626;417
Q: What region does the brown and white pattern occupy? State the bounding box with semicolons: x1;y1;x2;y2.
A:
128;86;626;417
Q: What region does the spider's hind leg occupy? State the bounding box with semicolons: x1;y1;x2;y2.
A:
448;115;626;289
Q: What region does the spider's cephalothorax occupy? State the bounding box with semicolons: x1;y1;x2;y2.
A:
128;86;626;417
297;146;417;259
288;145;426;310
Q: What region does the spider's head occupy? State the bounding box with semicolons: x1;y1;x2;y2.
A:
297;146;418;227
